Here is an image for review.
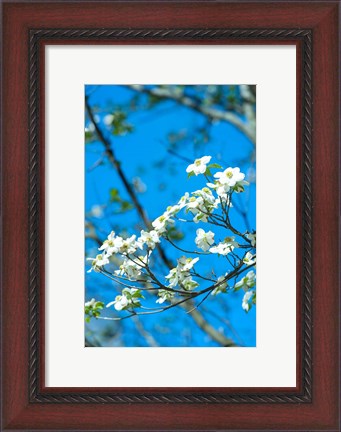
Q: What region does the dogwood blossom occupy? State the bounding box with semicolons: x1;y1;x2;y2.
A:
87;156;257;319
165;257;199;288
186;156;211;176
138;230;160;250
91;205;104;218
234;270;256;291
85;298;97;308
209;237;239;255
195;228;215;251
118;235;141;255
211;275;228;296
164;204;181;217
233;179;249;193
243;252;256;266
177;256;199;272
245;232;256;247
177;192;189;209
106;288;143;311
87;253;109;272
193;187;216;205
165;267;180;288
214;167;245;188
182;276;199;291
115;257;143;280
156;289;175;304
152;212;174;234
99;231;124;256
186;196;212;223
214;193;232;207
242;290;256;312
107;294;129;311
208;167;249;195
115;260;135;279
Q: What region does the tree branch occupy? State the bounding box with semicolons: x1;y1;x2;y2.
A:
85;97;237;347
124;84;256;145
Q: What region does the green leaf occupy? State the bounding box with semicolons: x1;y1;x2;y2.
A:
167;226;185;241
187;171;195;179
208;163;222;169
85;130;94;141
120;201;134;212
110;188;120;202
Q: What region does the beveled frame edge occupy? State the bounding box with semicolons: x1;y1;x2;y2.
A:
28;28;312;404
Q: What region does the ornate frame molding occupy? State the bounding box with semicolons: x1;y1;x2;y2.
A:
28;28;312;404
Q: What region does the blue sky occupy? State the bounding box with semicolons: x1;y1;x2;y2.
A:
85;85;256;347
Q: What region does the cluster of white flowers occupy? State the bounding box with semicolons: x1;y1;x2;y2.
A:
195;228;215;251
211;274;229;296
208;167;249;195
234;270;256;312
242;290;256;312
138;230;160;249
151;194;190;234
88;228;162;274
106;288;143;311
234;270;256;291
186;155;211;176
115;255;148;280
165;256;199;292
86;155;256;317
243;252;256;266
245;231;256;247
209;237;239;255
87;253;109;273
156;289;175;304
186;187;220;223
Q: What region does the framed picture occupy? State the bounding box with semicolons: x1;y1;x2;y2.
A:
1;1;339;431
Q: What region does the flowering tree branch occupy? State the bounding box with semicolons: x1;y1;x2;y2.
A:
85;98;243;347
85;149;257;346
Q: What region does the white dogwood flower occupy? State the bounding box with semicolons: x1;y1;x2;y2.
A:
243;252;256;266
211;275;228;295
91;205;104;218
103;114;114;126
152;213;174;234
177;192;190;209
181;276;199;291
214;167;245;187
195;228;215;252
246;232;256;247
156;289;175;304
177;256;199;272
87;253;109;272
138;230;160;250
85;298;97;307
165;268;180;288
107;294;129;311
118;234;141;255
209;237;238;255
186;156;211;176
242;290;256;312
116;254;149;280
106;288;142;311
234;270;256;291
165;257;199;288
99;231;124;256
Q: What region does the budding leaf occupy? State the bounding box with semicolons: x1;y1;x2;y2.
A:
208;163;222;169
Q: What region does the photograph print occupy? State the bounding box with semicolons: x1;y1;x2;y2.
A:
84;84;256;347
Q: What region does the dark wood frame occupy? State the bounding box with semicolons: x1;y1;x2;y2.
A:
1;2;339;431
